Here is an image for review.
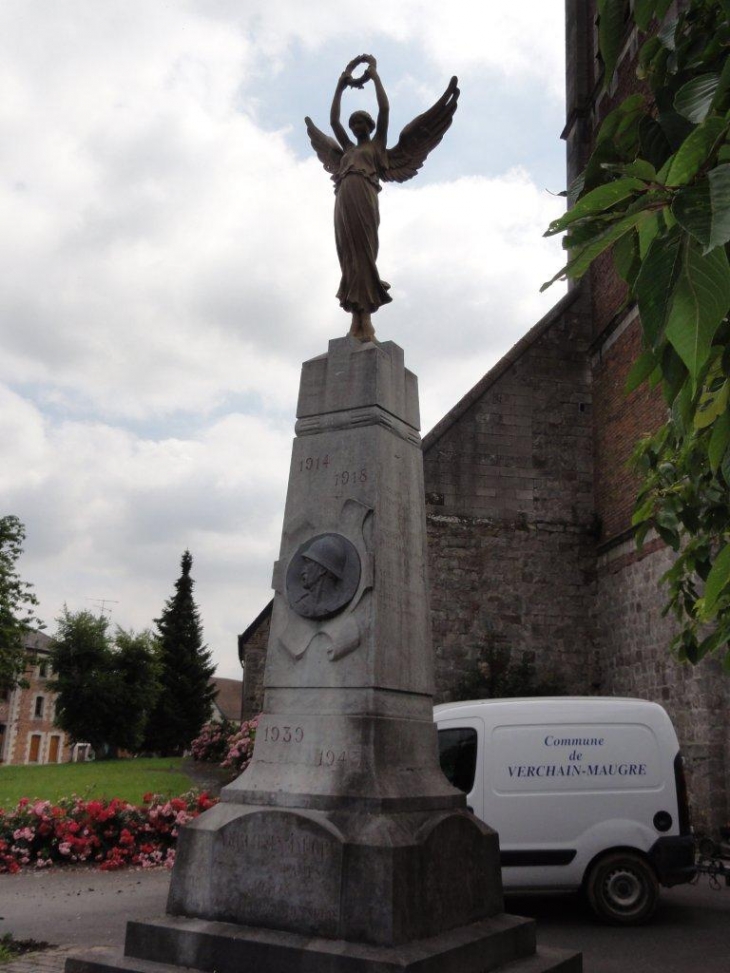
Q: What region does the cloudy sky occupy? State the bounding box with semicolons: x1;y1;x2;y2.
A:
1;1;568;680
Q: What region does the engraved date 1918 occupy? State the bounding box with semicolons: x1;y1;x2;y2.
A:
263;725;304;743
334;469;367;486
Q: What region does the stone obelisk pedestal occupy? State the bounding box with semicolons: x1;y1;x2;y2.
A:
66;338;580;973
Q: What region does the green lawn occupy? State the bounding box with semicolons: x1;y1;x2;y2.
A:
0;758;194;809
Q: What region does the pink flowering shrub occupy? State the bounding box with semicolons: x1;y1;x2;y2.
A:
191;716;259;776
0;791;217;873
189;720;240;764
221;717;258;774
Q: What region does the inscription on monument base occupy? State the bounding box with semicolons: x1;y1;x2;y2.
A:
255;716;365;771
211;809;344;937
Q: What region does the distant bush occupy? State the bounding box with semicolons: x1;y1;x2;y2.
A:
0;791;217;873
221;717;258;774
191;717;259;776
189;719;240;764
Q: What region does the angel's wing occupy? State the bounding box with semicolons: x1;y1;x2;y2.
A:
383;77;460;184
304;117;344;175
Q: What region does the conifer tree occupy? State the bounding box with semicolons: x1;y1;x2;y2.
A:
144;551;216;755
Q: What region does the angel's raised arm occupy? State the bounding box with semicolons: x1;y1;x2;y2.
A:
368;60;389;144
330;71;352;150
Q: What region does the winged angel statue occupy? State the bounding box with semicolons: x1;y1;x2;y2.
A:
305;55;459;341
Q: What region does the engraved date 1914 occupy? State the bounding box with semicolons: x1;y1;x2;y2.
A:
298;455;330;472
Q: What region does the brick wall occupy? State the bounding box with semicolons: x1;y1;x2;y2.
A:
592;312;668;542
0;649;74;766
596;537;730;833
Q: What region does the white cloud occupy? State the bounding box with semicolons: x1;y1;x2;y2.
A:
0;0;568;680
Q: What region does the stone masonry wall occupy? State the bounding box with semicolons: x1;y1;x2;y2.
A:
241;606;271;722
428;514;597;701
596;537;730;833
423;292;597;699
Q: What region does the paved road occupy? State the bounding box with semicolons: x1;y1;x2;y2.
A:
506;878;730;973
0;867;727;971
0;866;170;948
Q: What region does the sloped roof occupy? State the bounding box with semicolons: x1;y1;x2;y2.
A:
22;630;53;653
237;600;273;667
210;676;242;721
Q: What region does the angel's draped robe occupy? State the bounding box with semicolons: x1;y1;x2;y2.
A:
333;140;392;314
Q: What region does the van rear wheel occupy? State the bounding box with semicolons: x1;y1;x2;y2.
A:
585;852;659;924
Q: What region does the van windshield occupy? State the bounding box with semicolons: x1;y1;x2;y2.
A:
438;727;478;793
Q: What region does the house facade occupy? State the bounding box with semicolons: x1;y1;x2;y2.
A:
0;631;90;766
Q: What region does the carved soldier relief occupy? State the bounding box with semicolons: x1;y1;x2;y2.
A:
286;533;362;620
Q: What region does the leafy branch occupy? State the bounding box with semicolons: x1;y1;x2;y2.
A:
545;0;730;668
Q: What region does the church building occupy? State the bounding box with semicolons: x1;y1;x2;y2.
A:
239;3;730;834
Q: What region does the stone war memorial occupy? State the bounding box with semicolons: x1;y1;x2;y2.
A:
66;56;581;973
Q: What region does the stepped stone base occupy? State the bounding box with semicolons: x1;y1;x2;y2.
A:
65;913;582;973
166;801;502;945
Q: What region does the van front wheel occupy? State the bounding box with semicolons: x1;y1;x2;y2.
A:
585;852;659;924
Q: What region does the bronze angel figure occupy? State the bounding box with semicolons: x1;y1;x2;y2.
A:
305;55;459;341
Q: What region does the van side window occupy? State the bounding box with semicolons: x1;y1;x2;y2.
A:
438;727;478;793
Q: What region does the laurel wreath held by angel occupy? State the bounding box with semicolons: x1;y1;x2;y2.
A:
305;55;459;342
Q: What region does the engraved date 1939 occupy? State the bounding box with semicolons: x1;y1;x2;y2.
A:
263;725;304;743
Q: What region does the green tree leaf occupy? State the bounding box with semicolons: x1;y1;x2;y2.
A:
625;347;659;392
665;238;730;380
639;116;673;170
635;0;674;31
695;379;729;428
675;73;721;123
602;159;657;180
596;94;646;146
614;227;642;285
672;164;730;252
541;211;650;291
598;0;631;84
635;224;684;344
634;0;658;31
709;409;730;470
702;542;730;616
657;14;678;50
545;178;647;236
666;117;728;186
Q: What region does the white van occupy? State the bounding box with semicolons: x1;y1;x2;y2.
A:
434;697;696;923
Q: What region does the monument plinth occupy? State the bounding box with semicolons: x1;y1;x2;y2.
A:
66;337;580;973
